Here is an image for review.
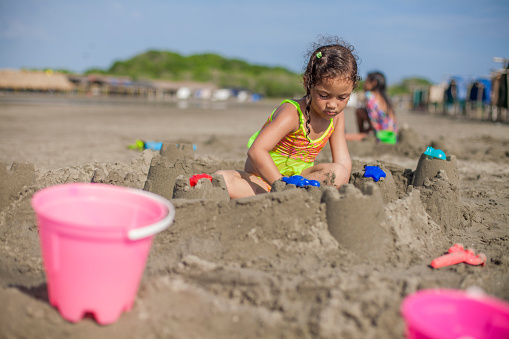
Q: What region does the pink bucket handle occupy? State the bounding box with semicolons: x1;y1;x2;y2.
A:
126;189;175;241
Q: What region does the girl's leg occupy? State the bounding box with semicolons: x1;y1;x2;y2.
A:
301;163;350;189
356;108;373;133
213;170;270;199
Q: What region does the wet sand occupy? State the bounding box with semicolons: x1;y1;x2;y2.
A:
1;95;508;338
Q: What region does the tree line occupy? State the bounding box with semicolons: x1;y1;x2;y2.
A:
34;50;432;98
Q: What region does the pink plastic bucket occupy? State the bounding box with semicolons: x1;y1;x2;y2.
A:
31;183;175;325
401;289;509;339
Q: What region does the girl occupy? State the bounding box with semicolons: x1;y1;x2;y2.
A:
215;37;359;199
348;71;397;142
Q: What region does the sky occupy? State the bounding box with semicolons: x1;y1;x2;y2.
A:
1;0;508;85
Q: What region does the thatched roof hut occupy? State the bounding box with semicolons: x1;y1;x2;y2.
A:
0;69;74;91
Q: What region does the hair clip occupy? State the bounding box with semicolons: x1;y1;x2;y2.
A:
316;52;322;59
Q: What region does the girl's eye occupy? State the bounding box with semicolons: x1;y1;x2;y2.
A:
319;94;328;99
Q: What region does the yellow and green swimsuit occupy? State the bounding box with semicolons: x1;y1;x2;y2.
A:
248;99;335;178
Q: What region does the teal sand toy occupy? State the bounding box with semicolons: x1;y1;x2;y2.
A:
424;146;446;160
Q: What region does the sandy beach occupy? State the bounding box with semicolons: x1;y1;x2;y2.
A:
1;94;508;338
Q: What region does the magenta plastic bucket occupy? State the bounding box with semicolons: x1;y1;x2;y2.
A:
31;183;175;325
401;289;509;339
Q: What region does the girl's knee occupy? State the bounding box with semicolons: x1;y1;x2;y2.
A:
318;163;350;187
332;164;350;186
213;170;255;199
213;169;227;177
213;170;234;184
214;170;245;188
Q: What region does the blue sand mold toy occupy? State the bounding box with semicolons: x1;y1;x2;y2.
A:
144;141;163;151
144;142;197;152
364;166;386;182
128;140;197;152
282;175;321;187
424;146;446;160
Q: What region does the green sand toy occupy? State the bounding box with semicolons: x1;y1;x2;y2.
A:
376;130;397;144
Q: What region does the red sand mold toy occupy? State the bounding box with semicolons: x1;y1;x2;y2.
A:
189;173;213;187
431;243;487;268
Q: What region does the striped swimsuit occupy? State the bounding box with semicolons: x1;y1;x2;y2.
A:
248;99;335;177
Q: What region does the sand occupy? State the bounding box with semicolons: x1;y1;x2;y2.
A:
0;94;508;338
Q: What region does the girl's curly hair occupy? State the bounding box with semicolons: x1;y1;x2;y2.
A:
302;35;361;137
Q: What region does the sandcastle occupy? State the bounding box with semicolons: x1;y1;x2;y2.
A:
411;152;459;187
1;142;463;265
172;174;229;200
140;146;417;262
140;143;469;264
410;150;462;229
143;143;240;200
349;162;399;203
322;183;394;261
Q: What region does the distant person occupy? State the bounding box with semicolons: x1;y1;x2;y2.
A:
214;36;359;198
346;71;397;143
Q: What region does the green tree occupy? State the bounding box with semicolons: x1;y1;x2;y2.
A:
84;50;303;97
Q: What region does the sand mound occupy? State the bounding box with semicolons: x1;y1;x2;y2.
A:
1;140;508;338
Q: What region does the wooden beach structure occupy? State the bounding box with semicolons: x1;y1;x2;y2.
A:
66;74;217;101
0;69;74;92
0;69;257;102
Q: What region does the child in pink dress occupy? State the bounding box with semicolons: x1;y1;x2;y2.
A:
347;71;397;142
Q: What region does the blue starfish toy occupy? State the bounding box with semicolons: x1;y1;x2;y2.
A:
282;175;320;187
364;166;386;182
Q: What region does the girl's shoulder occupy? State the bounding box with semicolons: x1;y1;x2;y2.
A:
281;98;306;111
274;99;305;118
271;99;304;130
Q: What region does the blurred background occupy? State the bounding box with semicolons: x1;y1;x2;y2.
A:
0;0;508;117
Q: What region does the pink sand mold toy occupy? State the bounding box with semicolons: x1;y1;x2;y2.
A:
401;288;509;339
424;146;446;160
31;183;175;325
431;243;487;268
189;173;213;187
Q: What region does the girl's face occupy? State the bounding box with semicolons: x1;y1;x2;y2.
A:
310;78;354;120
363;78;376;91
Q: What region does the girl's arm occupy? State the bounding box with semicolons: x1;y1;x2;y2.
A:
329;113;352;184
247;103;299;185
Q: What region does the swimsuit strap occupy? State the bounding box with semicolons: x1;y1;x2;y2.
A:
273;99;333;143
